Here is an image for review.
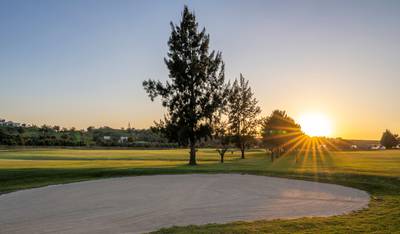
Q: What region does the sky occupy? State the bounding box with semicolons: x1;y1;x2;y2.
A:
1;0;399;140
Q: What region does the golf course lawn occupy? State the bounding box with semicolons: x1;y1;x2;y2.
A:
0;148;399;233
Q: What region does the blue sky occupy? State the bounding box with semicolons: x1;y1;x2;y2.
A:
1;0;399;139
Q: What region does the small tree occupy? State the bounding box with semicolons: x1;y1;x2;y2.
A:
227;74;261;159
380;129;398;149
261;110;303;162
143;6;226;165
213;113;231;163
53;126;60;132
87;126;94;132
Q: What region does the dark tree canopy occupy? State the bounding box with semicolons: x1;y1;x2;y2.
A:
143;6;226;165
380;129;398;149
261;110;303;161
227;74;261;159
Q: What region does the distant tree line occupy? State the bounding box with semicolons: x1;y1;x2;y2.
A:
0;124;174;147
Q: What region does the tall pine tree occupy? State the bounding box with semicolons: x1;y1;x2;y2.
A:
143;6;226;165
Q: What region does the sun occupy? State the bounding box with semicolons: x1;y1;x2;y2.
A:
298;112;333;137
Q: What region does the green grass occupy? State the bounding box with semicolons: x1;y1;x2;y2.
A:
0;148;399;233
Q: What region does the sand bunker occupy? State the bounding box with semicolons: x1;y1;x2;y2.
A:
0;174;369;234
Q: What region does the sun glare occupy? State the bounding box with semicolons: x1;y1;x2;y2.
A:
298;113;333;137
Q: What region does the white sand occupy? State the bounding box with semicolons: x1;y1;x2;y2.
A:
0;174;369;234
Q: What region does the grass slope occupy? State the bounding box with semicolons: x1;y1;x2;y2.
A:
0;148;399;233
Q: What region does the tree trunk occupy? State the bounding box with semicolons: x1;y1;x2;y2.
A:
276;148;281;159
220;152;224;163
189;142;197;165
241;144;245;159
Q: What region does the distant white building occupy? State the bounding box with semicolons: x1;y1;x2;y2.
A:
103;136;111;140
0;120;21;127
350;145;358;150
119;136;128;143
370;145;379;150
13;122;21;127
370;145;386;150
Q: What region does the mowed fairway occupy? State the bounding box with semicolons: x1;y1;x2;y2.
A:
0;148;245;169
0;148;398;175
0;148;400;233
